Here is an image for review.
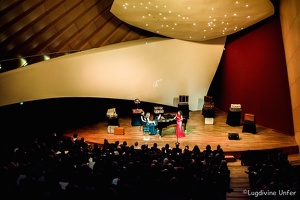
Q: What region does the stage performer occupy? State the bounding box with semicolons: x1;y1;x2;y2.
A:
174;110;185;138
140;111;147;128
145;112;157;135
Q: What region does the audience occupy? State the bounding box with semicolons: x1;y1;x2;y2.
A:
244;151;300;199
1;133;298;200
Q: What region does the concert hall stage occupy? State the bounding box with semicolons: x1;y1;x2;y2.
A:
63;109;299;159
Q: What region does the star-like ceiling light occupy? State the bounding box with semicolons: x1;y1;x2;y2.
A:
111;0;274;42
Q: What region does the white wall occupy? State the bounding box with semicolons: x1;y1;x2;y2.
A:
0;37;226;110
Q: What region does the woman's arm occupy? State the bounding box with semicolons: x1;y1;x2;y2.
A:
141;116;146;122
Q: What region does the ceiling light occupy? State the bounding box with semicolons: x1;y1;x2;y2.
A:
111;0;274;42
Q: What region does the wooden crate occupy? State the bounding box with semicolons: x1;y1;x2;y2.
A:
205;118;214;124
154;106;164;114
132;109;143;114
107;125;118;134
244;113;255;122
204;96;213;102
114;127;125;135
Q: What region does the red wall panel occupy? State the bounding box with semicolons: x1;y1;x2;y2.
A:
209;16;294;135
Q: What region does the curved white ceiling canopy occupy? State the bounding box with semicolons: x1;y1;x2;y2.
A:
111;0;274;42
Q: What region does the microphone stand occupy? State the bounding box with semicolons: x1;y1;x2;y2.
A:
174;115;181;146
175;121;180;146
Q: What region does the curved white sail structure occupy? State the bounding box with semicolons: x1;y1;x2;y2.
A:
0;37;226;110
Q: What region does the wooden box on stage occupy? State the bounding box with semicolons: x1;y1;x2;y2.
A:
132;109;143;114
203;101;214;110
154;106;164;114
229;104;242;112
107;125;118;134
114;127;125;135
204;96;213;102
243;113;256;134
244;113;255;122
106;108;118;119
205;118;214;124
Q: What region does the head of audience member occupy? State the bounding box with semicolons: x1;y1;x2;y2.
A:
204;144;213;156
134;141;139;148
192;145;201;154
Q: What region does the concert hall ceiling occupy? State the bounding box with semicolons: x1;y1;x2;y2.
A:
0;0;276;73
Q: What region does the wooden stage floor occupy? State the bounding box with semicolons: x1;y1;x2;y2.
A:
63;109;299;158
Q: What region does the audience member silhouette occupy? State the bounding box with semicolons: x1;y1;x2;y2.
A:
192;145;201;155
133;141;139;149
150;142;160;153
203;144;213;157
172;142;182;155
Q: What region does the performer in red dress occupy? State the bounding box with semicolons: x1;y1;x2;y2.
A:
174;110;185;138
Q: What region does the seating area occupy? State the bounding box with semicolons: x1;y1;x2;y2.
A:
1;109;299;199
243;150;300;199
0;134;232;200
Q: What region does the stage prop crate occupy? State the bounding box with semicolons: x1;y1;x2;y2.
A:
204;96;213;102
203;101;215;110
132;109;143;114
107;108;118;118
243;113;256;133
205;118;214;124
114;127;125;135
107;125;119;134
244;113;255;122
229;104;242;112
154;106;164;114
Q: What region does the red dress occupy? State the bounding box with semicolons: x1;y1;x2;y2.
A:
175;113;185;137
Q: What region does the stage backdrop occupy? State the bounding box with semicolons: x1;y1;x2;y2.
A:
209;12;294;135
